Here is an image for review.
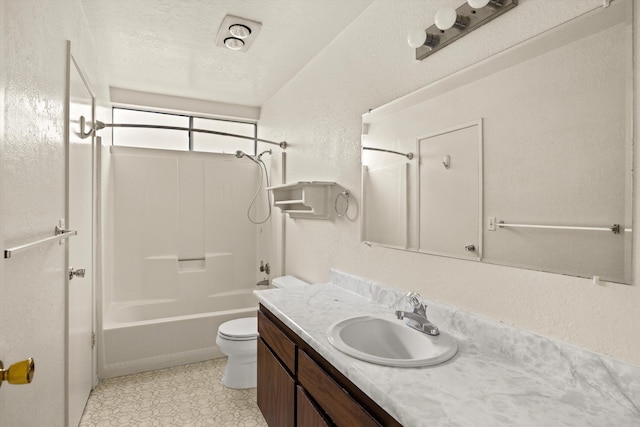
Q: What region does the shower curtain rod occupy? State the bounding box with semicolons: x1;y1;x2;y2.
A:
362;146;414;160
79;115;287;149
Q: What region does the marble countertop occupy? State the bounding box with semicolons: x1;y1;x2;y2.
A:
255;270;640;427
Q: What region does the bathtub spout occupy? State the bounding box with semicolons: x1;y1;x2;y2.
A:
256;279;269;287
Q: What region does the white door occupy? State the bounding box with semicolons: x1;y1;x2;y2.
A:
418;121;483;260
67;52;95;426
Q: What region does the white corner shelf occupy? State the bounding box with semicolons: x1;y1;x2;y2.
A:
266;181;336;219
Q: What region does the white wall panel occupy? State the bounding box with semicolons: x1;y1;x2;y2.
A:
109;149;260;303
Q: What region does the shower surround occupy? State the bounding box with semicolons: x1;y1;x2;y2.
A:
100;148;269;378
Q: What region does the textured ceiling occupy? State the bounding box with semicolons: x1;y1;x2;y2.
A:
81;0;374;107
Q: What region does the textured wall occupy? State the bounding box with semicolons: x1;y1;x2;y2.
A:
1;0;106;425
259;0;640;365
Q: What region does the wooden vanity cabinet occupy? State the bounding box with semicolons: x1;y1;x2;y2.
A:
297;386;331;427
257;304;402;427
257;338;295;427
257;309;296;427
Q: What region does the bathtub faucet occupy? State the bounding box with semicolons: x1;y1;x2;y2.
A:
256;279;269;287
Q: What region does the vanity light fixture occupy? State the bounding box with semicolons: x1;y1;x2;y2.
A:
434;7;468;31
409;0;518;60
216;15;262;52
407;29;440;49
467;0;504;8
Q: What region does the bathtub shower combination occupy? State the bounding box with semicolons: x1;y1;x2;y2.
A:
100;149;273;379
102;289;259;378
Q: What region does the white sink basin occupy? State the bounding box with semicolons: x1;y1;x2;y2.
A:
327;315;458;368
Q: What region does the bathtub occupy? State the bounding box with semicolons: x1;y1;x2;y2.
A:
100;289;259;379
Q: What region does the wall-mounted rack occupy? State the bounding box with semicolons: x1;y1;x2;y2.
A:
4;226;77;259
267;182;335;219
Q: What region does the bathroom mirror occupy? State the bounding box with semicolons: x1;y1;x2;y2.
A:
361;0;633;284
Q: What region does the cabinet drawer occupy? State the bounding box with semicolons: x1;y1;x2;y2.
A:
298;350;382;427
258;310;296;372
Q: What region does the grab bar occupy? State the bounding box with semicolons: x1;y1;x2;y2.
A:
4;226;77;259
498;221;620;234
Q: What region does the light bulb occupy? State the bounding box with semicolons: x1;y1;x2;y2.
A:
229;24;251;39
434;7;458;30
224;37;245;50
407;28;427;48
467;0;491;8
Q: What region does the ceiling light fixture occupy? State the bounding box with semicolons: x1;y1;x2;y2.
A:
224;37;245;50
216;15;262;52
229;24;251;39
408;0;518;60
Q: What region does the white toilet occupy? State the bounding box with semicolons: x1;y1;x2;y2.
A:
216;275;309;389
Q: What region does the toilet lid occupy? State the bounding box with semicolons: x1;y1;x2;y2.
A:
218;317;258;340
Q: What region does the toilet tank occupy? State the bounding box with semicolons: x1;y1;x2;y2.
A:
271;275;309;289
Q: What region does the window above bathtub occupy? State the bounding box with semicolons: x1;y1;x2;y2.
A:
111;107;257;155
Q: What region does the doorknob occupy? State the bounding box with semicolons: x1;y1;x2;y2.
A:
0;358;35;387
69;267;86;280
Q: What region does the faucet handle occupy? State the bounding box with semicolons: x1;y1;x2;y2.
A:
406;292;428;317
406;292;425;309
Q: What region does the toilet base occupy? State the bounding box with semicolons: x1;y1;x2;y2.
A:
216;333;257;389
221;353;257;389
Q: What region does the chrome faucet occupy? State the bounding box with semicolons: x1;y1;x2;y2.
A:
395;292;439;336
256;279;269;287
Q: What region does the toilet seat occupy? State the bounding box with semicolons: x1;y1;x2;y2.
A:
218;317;258;341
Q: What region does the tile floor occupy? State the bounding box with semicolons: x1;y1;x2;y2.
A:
79;358;268;427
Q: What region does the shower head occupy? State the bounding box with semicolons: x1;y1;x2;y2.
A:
257;149;272;159
235;150;271;163
235;150;261;165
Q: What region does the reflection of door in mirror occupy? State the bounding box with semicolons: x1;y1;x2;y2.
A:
362;163;408;249
418;121;482;260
